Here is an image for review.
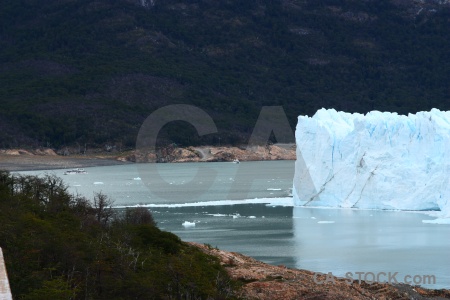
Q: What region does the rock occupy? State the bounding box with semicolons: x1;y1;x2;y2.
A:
115;144;296;163
2;149;21;156
176;148;200;160
189;242;450;300
0;148;58;156
33;148;57;156
1;149;34;156
118;151;158;163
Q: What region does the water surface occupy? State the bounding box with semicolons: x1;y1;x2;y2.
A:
19;161;450;289
152;204;450;289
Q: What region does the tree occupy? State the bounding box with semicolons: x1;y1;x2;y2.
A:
124;207;156;226
93;192;114;226
0;171;238;299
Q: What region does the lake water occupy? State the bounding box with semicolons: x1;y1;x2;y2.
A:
20;161;294;205
19;161;450;289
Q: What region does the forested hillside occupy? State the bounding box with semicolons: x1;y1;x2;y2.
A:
0;171;237;298
1;0;449;149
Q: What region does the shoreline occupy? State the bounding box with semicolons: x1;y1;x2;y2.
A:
0;154;130;172
3;152;449;298
0;144;296;172
190;242;450;299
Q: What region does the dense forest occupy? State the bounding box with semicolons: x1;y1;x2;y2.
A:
0;0;449;148
0;171;238;299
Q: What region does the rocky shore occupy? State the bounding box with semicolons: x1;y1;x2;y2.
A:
117;144;296;163
190;242;450;300
0;144;295;171
0;149;129;171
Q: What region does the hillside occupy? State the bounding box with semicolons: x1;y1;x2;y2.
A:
1;0;449;149
0;171;238;299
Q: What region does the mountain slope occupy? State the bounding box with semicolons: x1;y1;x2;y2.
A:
1;0;449;149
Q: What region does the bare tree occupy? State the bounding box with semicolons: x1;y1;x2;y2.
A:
124;207;156;226
93;192;115;225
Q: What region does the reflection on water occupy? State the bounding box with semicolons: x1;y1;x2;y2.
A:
292;207;450;288
152;204;296;267
152;204;450;289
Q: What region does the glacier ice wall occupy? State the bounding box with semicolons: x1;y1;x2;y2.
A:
293;108;450;217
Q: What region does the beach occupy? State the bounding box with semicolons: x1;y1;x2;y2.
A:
0;143;296;171
0;153;129;172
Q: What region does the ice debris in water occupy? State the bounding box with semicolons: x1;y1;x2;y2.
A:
182;221;196;227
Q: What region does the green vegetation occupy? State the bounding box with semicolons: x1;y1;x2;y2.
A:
0;171;237;299
0;0;449;148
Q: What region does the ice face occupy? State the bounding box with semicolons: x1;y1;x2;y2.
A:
293;108;450;217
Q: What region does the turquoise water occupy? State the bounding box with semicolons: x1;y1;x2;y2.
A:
19;161;450;289
20;161;294;206
151;205;450;289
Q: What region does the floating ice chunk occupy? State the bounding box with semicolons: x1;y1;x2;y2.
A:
294;108;450;220
248;216;256;219
317;221;335;224
267;188;282;191
114;197;294;209
182;221;196;227
93;182;104;185
422;218;450;225
133;177;141;181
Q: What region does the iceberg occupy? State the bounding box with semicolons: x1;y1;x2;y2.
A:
293;108;450;218
182;221;196;227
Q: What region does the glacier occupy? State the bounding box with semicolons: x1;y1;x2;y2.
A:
293;108;450;219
